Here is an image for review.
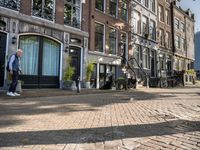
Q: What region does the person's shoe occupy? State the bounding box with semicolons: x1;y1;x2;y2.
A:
7;92;16;97
14;92;20;96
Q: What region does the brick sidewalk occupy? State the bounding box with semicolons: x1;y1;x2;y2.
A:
0;88;200;149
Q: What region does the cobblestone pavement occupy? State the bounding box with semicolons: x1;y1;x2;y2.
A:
0;87;200;150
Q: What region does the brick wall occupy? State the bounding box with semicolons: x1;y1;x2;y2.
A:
20;0;31;16
55;0;64;25
88;0;131;56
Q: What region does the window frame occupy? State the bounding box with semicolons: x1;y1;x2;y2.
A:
64;0;82;29
143;48;149;69
0;0;20;11
121;0;128;22
95;0;105;13
95;21;105;53
32;0;55;22
108;26;118;55
109;0;118;18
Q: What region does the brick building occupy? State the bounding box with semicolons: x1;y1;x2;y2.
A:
157;0;173;78
87;0;131;89
0;0;89;89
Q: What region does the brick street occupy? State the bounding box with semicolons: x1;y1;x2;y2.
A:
0;87;200;150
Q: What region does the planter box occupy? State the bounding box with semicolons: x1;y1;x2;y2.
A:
85;81;90;89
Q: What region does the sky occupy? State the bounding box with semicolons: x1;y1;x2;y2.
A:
180;0;200;32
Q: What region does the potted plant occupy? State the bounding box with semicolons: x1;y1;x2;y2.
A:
85;63;94;88
63;56;75;90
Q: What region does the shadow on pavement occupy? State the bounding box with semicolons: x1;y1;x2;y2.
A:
0;119;199;147
1;89;199;128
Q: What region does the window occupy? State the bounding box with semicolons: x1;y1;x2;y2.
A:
159;55;165;70
142;16;148;36
180;38;185;51
32;0;54;21
143;48;149;69
165;9;170;25
175;35;180;49
166;32;170;48
95;22;104;52
64;0;81;29
0;0;20;10
109;0;117;17
175;18;179;29
134;45;140;67
159;29;164;46
180;22;185;32
149;20;156;40
96;0;104;12
20;36;60;76
42;38;60;76
133;11;141;34
142;0;148;8
121;33;127;63
109;27;117;55
121;0;128;21
149;0;155;12
20;36;39;75
158;5;164;22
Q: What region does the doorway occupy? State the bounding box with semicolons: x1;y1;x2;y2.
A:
69;46;81;81
0;32;7;87
19;35;61;88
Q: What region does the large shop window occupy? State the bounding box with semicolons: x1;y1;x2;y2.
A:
32;0;54;21
20;36;60;77
0;0;20;10
64;0;81;29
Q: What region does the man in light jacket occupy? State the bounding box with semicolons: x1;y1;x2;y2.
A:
7;49;23;97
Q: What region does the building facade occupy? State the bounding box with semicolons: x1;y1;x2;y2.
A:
87;0;131;89
157;0;173;78
195;32;200;71
0;0;89;89
0;0;196;89
171;1;195;83
195;31;200;80
131;0;158;79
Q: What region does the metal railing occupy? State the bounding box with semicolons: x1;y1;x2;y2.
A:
121;55;149;88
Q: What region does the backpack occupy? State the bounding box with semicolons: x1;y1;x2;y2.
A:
6;55;15;72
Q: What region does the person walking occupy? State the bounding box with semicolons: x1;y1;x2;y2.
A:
6;49;23;97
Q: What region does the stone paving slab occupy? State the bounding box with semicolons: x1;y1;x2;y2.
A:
0;87;200;149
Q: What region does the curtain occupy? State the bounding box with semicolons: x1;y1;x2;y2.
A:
42;38;60;76
20;36;39;75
